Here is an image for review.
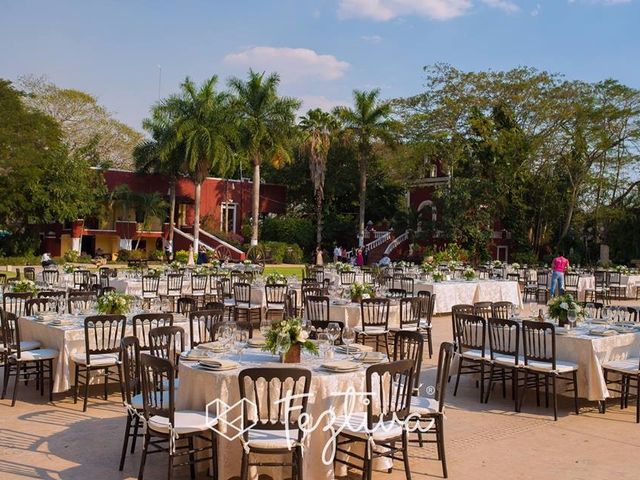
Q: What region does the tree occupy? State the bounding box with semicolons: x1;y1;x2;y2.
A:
299;108;338;247
134;117;186;247
0;79;103;255
228;70;300;246
134;192;167;250
334;89;397;247
155;76;236;251
18;75;143;169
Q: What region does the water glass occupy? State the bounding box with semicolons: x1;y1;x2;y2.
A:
327;322;341;347
317;333;331;359
342;326;356;357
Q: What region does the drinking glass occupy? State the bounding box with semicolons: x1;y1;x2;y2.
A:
327;322;341;348
234;330;248;361
602;306;612;325
567;309;577;329
317;333;331;359
341;326;356;357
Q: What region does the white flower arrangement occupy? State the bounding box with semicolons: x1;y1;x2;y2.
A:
63;264;76;274
11;279;37;294
97;291;132;315
432;271;445;282
263;318;318;356
510;262;521;270
463;267;476;281
335;262;353;273
615;265;630;275
265;272;287;285
492;260;503;268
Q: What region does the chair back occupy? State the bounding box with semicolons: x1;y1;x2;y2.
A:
68;292;98;314
487;318;520;364
361;269;374;285
148;326;185;368
491;301;513;320
365;360;414;429
238;367;311;439
139;353;175;425
189;309;224;348
166;274;183;295
393;330;423;391
82;315;126;361
607;271;621;286
132;313;174;349
594;271;608;288
24;267;36;281
3;292;33;317
451;304;474;345
399;297;420;329
473;302;493;321
521;320;556;369
565;272;580;289
25;298;57;315
360;298;390;330
433;342;454;413
42;269;60;286
1;311;24;359
176;297;196;315
265;284;288;307
284;291;297;320
581;301;603;319
340;271;356;286
121;336;141;406
304;295;330;323
536;270;549;288
73;269;90;289
397;276;414;295
191;274;208;294
454;313;486;354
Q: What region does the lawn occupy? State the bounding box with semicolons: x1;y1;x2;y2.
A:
263;264;305;279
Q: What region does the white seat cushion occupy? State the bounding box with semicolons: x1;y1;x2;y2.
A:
333;412;402;441
246;428;300;450
149;410;213;435
410;396;440;415
460;349;490;361
355;326;388;335
418;320;432;329
603;358;640;374
493;353;523;367
11;348;58;361
0;340;40;352
267;304;285;310
71;352;119;366
525;359;578;374
223;299;235;306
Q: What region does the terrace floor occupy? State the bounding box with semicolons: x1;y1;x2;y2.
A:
1;304;640;480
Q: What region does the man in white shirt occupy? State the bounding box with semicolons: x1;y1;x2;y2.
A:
333;245;341;263
41;252;55;268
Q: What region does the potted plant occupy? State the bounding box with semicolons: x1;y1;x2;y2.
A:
265;272;287;285
463;267;476;281
263;318;318;363
97;291;132;315
349;282;374;303
11;279;37;294
548;294;584;327
432;271;445;283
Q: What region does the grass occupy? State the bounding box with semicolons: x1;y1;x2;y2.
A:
263;264;305;279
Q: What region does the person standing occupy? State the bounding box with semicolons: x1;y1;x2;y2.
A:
315;246;324;266
164;240;173;262
333;245;341;263
550;253;569;296
356;248;364;267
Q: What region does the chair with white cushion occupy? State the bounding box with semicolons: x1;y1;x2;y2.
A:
118;336;142;471
132;313;174;351
333;359;414;480
408;342;454;478
238;367;311;480
417;291;436;358
1;311;57;406
602;354;640;423
265;283;288;322
519;320;579;420
138;354;217;480
188;309;223;349
3;292;33;317
452;313;489;402
393;329;424;395
148;326;185;372
356;298;391;356
190;274;208;308
73;314;126;412
485;318;521;409
233;282;262;335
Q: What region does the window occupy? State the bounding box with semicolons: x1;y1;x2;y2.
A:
430;164;438;178
220;203;237;233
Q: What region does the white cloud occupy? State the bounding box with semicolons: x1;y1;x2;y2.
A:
337;0;473;21
531;2;541;15
299;95;349;112
361;34;383;43
569;0;631;4
481;0;520;13
223;47;349;83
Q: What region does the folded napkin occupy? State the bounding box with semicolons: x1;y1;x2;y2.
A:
321;360;358;371
355;351;386;363
588;328;617;337
182;349;212;359
197;342;227;352
248;338;266;347
199;359;239;370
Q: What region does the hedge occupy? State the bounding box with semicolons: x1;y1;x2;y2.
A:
246;242;304;264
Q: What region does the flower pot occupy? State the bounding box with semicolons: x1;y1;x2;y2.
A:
282;343;301;363
556;311;568;327
351;296;362;304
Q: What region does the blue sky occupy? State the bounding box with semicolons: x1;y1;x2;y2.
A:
1;0;638;129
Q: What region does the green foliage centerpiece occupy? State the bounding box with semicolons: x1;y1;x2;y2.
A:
265;272;287;285
463;267;476;281
97;291;132;315
548;294;584;327
263;318;318;363
432;271;445;283
349;282;375;303
11;279;37;294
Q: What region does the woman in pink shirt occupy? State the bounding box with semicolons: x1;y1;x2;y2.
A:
550;254;569;296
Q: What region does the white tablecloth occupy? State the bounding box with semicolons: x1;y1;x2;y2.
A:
309;301;401;329
177;350;387;480
18;313;190;393
413;280;522;314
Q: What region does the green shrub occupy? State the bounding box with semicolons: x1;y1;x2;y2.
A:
77;254;93;263
511;250;538;266
245;242;304;264
0;254;40;266
148;249;164;261
283;244;304;264
63;250;79;263
261;217;314;252
117;249;131;262
174;250;189;264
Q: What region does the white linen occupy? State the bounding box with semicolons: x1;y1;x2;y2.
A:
413;280;522;314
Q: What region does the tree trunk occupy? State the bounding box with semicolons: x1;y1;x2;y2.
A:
358;153;367;248
558;186;577;245
251;159;260;246
315;190;323;247
168;180;176;244
193;182;201;252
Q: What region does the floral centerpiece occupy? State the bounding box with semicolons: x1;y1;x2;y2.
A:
432;271;445;283
11;279;37;294
349;282;375;303
193;266;209;275
265;272;287;285
548;294;584;327
263;318;318;363
97;291;132;315
147;267;165;278
492;260;503;268
394;260;408;269
510;262;520;270
335;262;353;273
463;267;476;281
63;264;76;274
615;265;630;275
421;262;436;274
169;260;184;271
210;259;221;269
242;259;252;266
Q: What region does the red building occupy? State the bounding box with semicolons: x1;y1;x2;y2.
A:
41;169;286;261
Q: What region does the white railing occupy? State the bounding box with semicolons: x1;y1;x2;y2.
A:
364;231;391;252
198;229;244;255
384;232;409;255
173;228;214;252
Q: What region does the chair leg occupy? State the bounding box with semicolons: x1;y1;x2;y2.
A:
513;368;519;412
572;370;580;415
364;439;372;480
131;415;140;453
484;363;495;404
453;357;463;397
73;364;79;404
240;450;249;480
2;358;9;399
137;433;149;480
438;416;448;478
48;359;54;402
167;447;174;480
479;361;485;404
119;413;132;471
519;369;529;412
402;432;412;480
104;368;109;400
83;366;90;412
552;375;558;421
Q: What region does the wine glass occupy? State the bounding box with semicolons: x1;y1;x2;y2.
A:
602;306;612;325
317;333;331;359
342;326;356;358
567;309;577;329
327;322;341;348
234;330;248;362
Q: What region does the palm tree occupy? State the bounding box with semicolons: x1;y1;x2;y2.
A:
155;76;235;251
133;117;185;249
228;70;300;246
133;192;167;250
334;89;397;247
299;108;338;247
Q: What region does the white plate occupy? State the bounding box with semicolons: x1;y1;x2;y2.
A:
199;359;239;371
180;350;212;361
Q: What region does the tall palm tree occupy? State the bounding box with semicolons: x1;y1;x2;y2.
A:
228;70;300;246
299;108;338;247
155;76;235;251
334;89;397;247
133;117;185;249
